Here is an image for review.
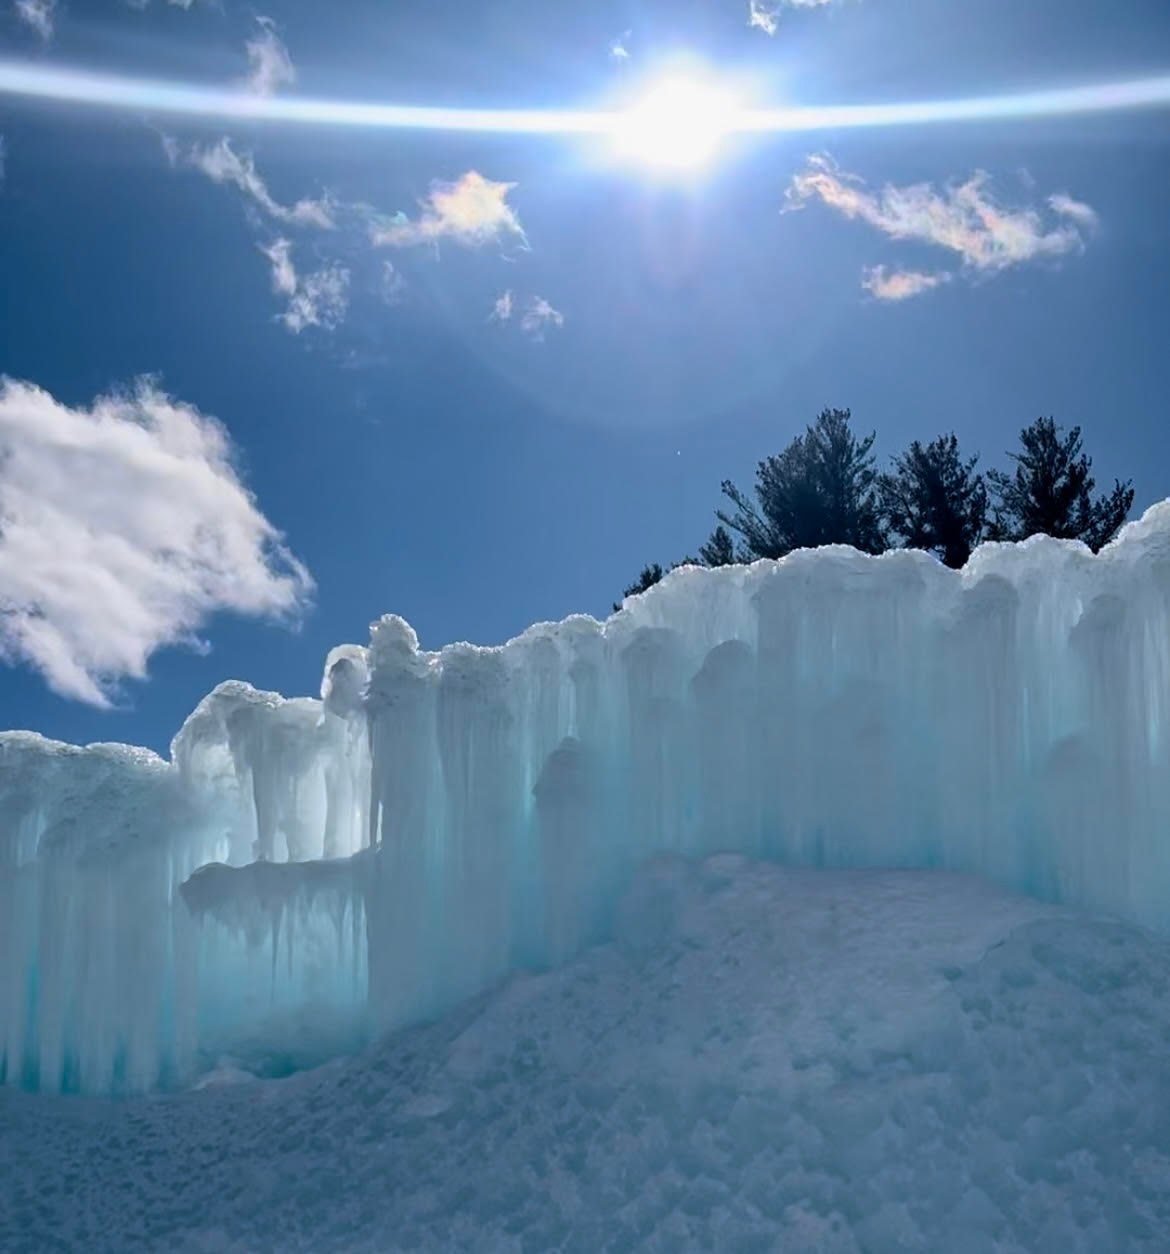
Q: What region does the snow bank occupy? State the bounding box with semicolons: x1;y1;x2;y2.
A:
7;506;1170;1093
3;859;1168;1252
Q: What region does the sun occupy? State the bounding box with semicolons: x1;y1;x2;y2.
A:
612;75;742;171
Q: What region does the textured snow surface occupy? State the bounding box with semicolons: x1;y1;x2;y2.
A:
3;859;1170;1253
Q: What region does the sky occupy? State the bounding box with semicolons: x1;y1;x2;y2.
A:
1;0;1169;754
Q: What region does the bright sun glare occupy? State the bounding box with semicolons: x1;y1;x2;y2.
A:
612;75;741;170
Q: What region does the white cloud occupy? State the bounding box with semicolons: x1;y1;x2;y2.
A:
244;16;295;98
520;296;564;340
372;172;526;251
490;291;564;340
379;260;406;305
14;0;56;41
748;1;781;34
164;137;347;329
749;0;833;33
1048;192;1100;231
489;289;514;322
260;236;298;296
0;378;311;706
258;238;349;334
610;29;631;61
861;265;949;302
787;155;1097;275
288;267;348;333
180;137;335;229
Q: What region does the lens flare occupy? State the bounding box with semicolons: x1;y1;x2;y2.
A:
1;58;1168;137
613;76;742;170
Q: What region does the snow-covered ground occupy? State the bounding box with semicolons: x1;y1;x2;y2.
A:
3;856;1169;1253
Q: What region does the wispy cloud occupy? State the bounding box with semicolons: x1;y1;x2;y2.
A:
749;0;834;34
176;137;335;228
258;238;349;334
244;16;295;98
0;377;311;705
861;265;950;302
489;290;514;323
1048;192;1100;231
748;1;781;35
14;0;56;40
787;155;1098;279
372;172;526;251
379;260;406;305
521;296;564;339
610;29;632;61
490;290;564;340
164;137;347;330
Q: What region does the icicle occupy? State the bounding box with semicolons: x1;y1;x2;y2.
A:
12;504;1170;1093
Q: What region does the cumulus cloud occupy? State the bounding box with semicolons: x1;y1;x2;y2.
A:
490;291;564;340
258;238;349;334
372;172;526;251
14;0;56;40
244;16;295;98
861;265;950;302
787;155;1098;277
0;378;311;705
177;137;335;229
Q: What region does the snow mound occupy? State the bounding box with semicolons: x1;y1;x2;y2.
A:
3;857;1169;1253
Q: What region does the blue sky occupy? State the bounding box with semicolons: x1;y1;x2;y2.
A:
1;0;1169;753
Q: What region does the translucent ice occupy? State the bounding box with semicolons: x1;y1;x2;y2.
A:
8;503;1170;1093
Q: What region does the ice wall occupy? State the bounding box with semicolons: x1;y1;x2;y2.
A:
0;735;211;1093
7;504;1170;1093
1;661;371;1094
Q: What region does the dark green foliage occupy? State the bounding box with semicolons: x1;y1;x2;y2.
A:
716;408;886;560
697;525;738;567
616;411;1132;609
986;417;1134;552
613;563;665;612
879;433;988;569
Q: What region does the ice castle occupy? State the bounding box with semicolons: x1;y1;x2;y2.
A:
6;505;1170;1095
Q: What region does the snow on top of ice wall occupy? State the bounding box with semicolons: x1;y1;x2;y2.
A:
8;502;1170;1093
0;731;174;867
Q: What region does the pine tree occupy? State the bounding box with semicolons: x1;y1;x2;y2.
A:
697;525;738;567
716;408;886;559
613;563;665;612
879;433;987;569
987;417;1133;552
